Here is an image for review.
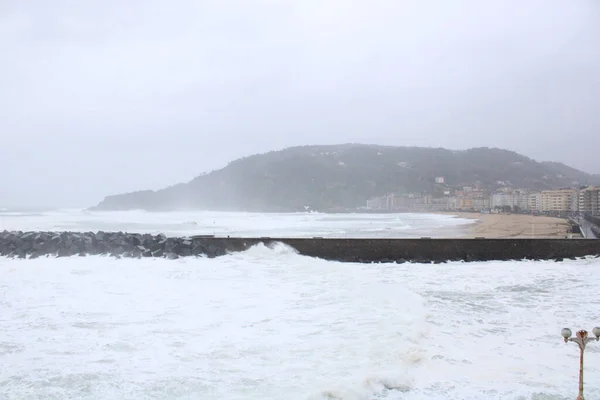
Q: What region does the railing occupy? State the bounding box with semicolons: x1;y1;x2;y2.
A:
580;219;597;239
579;215;600;239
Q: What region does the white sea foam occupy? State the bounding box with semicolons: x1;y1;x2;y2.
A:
0;209;474;238
2;247;600;399
1;211;599;399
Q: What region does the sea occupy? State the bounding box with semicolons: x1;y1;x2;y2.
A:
1;209;599;400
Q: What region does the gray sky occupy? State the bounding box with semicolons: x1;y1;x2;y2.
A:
1;0;599;208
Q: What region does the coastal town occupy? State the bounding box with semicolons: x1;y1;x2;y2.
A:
364;177;600;217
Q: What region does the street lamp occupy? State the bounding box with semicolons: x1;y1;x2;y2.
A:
561;327;600;400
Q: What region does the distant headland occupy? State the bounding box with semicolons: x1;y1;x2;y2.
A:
90;144;600;213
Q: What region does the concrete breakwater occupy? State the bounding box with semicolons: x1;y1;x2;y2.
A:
2;231;600;262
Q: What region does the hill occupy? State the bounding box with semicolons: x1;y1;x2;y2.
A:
91;144;600;212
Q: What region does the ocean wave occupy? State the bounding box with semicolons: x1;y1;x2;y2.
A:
235;241;301;258
0;209;473;238
495;284;550;293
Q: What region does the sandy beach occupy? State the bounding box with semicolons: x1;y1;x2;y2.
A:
445;212;575;239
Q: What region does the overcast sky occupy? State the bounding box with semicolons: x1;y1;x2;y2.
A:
1;0;599;208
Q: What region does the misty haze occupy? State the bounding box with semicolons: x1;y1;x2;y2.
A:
2;1;600;399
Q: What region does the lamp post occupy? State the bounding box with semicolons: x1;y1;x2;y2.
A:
561;327;600;400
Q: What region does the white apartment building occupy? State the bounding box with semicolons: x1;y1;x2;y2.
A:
366;194;396;210
528;193;542;212
491;193;512;208
514;191;530;210
490;190;529;210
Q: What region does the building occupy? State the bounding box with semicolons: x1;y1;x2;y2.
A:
456;197;473;210
473;197;491;211
528;193;542;212
541;189;577;213
366;193;432;211
366;194;396;210
431;197;452;211
366;197;385;210
578;186;600;215
513;190;530;210
490;190;529;210
455;190;490;211
491;192;511;209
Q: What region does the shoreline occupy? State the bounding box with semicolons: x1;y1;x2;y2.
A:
440;212;575;239
0;208;578;239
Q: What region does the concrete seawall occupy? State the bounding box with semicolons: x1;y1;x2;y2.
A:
1;230;600;262
203;237;600;263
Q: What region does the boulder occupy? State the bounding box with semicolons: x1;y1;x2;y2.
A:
131;235;142;246
152;249;165;257
191;242;207;256
171;242;191;257
142;234;156;248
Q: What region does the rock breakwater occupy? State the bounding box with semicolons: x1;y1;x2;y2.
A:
0;231;229;259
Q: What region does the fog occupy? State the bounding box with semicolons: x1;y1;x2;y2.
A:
1;0;599;208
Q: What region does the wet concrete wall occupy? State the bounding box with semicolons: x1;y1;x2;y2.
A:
200;237;600;263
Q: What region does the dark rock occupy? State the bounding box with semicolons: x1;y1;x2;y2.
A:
204;243;227;258
57;248;72;258
51;234;61;245
171;242;191;257
21;232;35;240
131;235;141;246
166;252;179;260
131;248;142;258
83;239;95;253
151;241;165;252
152;249;164;257
17;239;33;253
163;238;177;253
110;247;125;257
191;243;206;256
32;239;45;251
142;234;156;248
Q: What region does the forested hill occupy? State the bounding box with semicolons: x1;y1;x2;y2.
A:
91;144;600;212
